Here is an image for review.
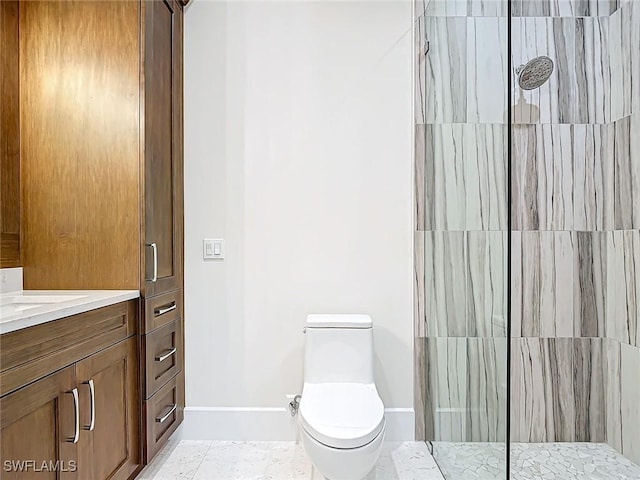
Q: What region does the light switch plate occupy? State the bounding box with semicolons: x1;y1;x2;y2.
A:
203;238;225;260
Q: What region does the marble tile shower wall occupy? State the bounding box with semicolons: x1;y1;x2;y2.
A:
413;0;640;460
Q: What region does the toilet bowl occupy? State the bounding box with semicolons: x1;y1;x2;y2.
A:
299;314;385;480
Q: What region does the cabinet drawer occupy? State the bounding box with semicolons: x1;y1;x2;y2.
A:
144;371;184;462
143;320;182;399
143;289;181;333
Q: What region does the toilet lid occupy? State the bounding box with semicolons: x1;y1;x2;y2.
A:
299;383;385;449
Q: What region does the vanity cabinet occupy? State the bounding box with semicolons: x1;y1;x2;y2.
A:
12;0;185;469
75;338;139;480
0;301;139;480
1;367;78;480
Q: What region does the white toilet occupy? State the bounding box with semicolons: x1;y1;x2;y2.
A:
298;314;385;480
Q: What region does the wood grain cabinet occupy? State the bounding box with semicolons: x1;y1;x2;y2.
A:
76;338;139;480
0;0;21;268
140;0;185;463
143;0;184;299
0;301;139;480
1;367;78;480
12;0;186;471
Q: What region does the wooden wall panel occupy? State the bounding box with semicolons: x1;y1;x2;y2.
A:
0;1;21;268
21;0;141;289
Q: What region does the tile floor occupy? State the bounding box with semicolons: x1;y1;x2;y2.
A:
433;442;640;480
136;440;445;480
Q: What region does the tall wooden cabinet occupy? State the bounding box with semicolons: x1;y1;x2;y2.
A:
12;0;187;472
141;0;185;463
0;0;21;268
143;0;184;299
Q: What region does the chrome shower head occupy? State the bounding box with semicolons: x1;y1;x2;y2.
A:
515;56;554;90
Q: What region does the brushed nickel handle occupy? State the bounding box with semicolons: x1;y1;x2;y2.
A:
66;388;80;443
83;379;95;431
155;347;177;362
156;404;177;423
154;302;176;316
146;243;158;282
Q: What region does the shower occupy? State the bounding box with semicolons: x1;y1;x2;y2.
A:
515;55;554;90
416;1;640;478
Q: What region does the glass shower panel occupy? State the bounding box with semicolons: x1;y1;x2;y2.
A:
414;1;509;479
509;0;640;478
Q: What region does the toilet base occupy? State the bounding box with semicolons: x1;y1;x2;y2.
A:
299;421;385;480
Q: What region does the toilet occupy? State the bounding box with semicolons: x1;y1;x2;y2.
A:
298;314;385;480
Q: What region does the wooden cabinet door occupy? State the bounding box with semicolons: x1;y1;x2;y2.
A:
143;0;184;297
0;366;78;480
0;0;21;269
75;338;139;480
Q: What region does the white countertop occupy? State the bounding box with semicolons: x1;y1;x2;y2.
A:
0;290;140;335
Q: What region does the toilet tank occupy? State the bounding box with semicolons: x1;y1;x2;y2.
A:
303;314;375;384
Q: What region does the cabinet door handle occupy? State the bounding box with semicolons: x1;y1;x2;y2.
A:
83;379;96;431
66;388;80;443
154;302;176;316
156;404;177;423
155;347;177;362
146;243;158;282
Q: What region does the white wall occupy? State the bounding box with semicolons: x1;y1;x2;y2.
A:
183;0;414;439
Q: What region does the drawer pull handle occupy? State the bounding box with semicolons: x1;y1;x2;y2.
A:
155;347;177;362
66;388;80;443
154;302;177;316
156;404;177;423
82;379;96;431
146;243;158;282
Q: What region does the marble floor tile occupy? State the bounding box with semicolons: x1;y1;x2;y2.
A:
139;441;445;480
432;442;640;480
432;441;506;479
512;443;640;480
143;441;212;480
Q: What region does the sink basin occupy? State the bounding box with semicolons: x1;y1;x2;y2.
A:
0;294;88;322
0;304;42;316
0;294;87;306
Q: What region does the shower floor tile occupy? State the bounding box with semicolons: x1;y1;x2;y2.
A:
432;442;640;480
137;440;445;479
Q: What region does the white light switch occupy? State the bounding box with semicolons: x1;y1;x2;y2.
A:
203;239;225;260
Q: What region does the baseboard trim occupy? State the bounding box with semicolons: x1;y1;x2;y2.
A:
179;407;415;442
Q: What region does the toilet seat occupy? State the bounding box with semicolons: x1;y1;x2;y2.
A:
299;383;385;449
